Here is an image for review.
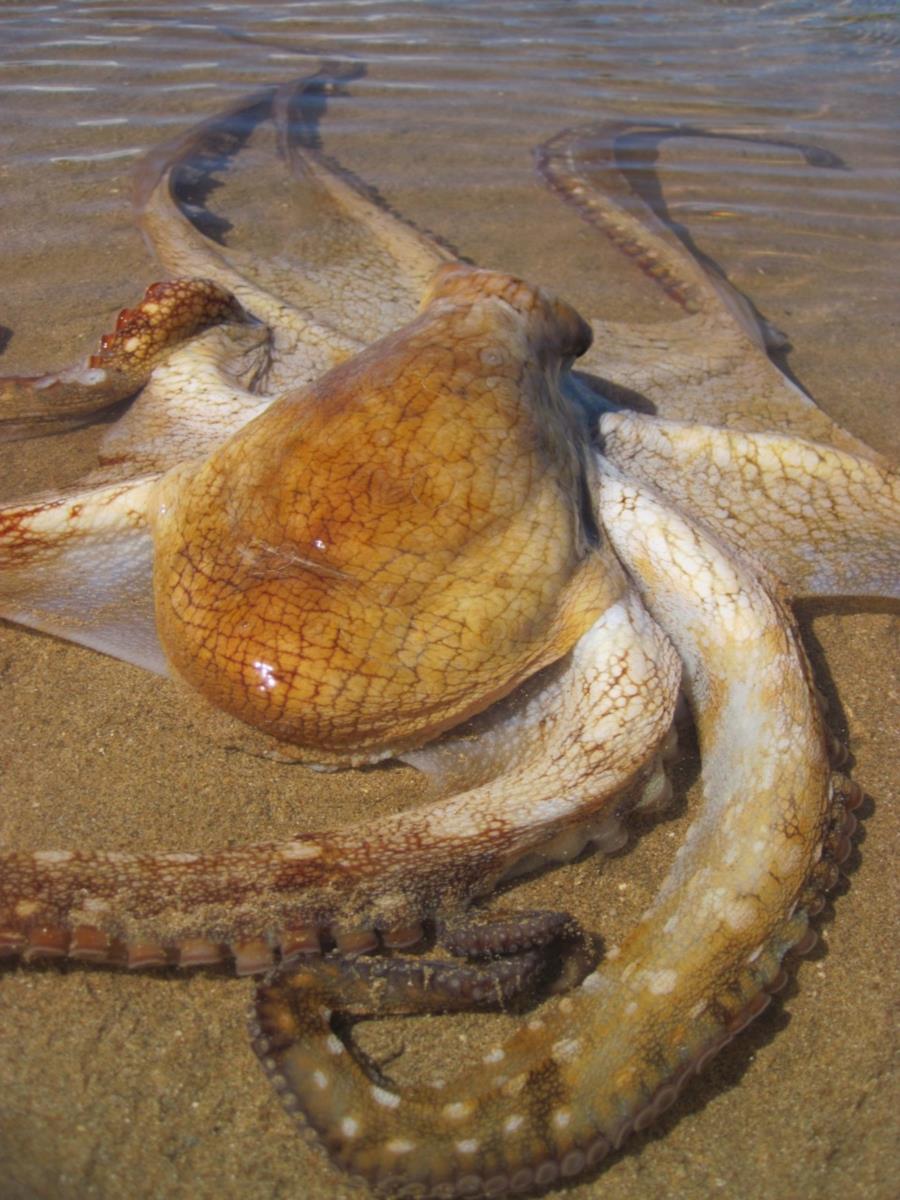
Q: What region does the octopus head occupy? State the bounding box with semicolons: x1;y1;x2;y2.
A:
150;266;622;763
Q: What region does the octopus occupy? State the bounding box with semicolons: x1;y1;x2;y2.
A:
1;65;898;1200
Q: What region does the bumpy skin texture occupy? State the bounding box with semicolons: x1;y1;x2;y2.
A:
152;266;613;760
0;67;898;1199
0;279;249;440
249;473;858;1198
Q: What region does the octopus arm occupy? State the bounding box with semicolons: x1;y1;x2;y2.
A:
0;592;678;975
537;122;840;349
0;279;248;442
135;70;450;389
271;77;454;299
247;466;845;1200
88;320;273;482
539;123;878;456
276;948;559;1020
599;412;900;598
0;474;164;673
536;123;755;334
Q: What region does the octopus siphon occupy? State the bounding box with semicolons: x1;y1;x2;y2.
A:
0;65;898;1199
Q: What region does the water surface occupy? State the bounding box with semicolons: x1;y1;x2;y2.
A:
1;0;897;458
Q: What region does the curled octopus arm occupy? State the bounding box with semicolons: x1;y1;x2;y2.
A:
246;467;858;1199
0;280;248;441
135;67;451;383
0;590;679;978
538;122;880;457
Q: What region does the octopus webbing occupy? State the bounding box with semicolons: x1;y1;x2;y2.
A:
1;67;898;1199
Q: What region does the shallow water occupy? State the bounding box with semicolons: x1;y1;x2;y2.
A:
1;0;898;454
0;4;898;1200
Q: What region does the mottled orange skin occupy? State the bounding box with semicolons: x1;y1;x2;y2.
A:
151;266;618;760
0;279;246;439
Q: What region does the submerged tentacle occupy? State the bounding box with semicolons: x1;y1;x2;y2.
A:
540;124;879;455
537;124;736;325
599;412;900;597
536;122;841;338
0;591;678;974
272;77;453;304
134;84;364;387
243;469;844;1198
134;68;452;392
0;279;247;441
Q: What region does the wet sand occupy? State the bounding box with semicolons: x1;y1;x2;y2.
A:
1;39;899;1200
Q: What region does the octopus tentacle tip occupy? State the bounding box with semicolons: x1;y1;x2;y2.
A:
1;64;897;1200
0;277;248;440
92;278;248;371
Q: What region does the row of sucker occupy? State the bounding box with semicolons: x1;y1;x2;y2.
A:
251;767;859;1200
0;279;248;440
0;582;680;977
236;467;853;1197
0;775;654;978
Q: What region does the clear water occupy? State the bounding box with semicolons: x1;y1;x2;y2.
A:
0;1;897;469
